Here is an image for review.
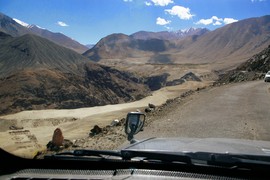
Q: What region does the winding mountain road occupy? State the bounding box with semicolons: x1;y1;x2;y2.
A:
137;80;270;141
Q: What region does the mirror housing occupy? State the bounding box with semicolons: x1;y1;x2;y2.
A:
125;112;145;143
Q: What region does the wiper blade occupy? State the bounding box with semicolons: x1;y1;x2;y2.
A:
46;149;192;164
120;150;192;164
120;150;270;169
45;149;122;160
45;149;270;170
207;153;270;168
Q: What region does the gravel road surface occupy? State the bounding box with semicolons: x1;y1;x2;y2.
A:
136;80;270;141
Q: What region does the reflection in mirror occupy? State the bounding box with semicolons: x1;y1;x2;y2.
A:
125;112;145;142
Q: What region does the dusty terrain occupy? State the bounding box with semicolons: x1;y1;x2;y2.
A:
136;80;270;140
118;80;270;149
2;78;270;159
0;81;210;158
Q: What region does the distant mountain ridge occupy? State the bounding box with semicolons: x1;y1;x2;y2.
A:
83;33;176;61
176;15;270;64
0;12;88;54
84;15;270;68
131;28;209;40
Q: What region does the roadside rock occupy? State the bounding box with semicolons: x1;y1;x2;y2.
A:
47;139;73;151
111;119;120;127
46;127;74;151
51;128;64;147
9;125;23;130
148;103;156;109
89;125;102;137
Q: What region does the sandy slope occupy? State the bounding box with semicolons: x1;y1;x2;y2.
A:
0;81;210;158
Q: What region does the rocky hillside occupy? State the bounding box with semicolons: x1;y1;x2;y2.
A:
217;45;270;84
237;45;270;72
0;33;150;115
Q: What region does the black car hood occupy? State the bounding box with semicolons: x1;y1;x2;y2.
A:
123;137;270;156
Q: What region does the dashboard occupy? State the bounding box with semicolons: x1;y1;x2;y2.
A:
1;168;251;180
0;148;268;180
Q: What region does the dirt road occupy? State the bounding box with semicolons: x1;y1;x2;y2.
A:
136;80;270;141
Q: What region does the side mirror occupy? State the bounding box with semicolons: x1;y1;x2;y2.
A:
125;112;145;143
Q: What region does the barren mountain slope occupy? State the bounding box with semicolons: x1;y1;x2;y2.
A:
83;15;270;71
0;33;150;115
0;12;88;53
0;33;88;77
174;15;270;65
83;33;175;62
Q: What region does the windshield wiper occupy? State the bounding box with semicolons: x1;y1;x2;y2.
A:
45;149;192;164
45;149;122;160
121;150;270;169
45;149;270;170
120;150;192;164
205;153;270;169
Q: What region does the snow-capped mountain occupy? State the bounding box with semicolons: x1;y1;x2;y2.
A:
13;18;29;27
13;18;46;30
0;13;88;53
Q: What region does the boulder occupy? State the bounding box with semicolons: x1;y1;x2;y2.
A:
89;125;102;136
52;128;64;147
148;103;156;109
110;119;120;127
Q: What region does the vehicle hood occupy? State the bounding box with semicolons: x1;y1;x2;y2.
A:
123;137;270;156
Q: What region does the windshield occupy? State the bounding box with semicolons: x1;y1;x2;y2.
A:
0;0;270;161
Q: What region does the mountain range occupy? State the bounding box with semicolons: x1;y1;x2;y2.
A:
84;15;270;68
0;13;88;54
83;28;210;62
1;12;270;115
130;28;209;40
0;32;150;115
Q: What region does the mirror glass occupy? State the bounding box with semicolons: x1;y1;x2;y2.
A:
125;112;145;137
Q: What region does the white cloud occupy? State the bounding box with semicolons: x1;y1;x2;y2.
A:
251;0;266;2
145;1;152;6
195;16;238;26
212;16;222;21
223;18;238;24
156;17;171;25
123;0;133;2
165;5;194;20
213;21;222;26
195;16;222;26
151;0;173;6
196;18;213;25
57;21;69;27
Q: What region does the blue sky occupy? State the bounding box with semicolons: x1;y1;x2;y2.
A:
0;0;269;45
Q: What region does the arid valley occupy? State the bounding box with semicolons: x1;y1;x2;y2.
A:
0;12;270;158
